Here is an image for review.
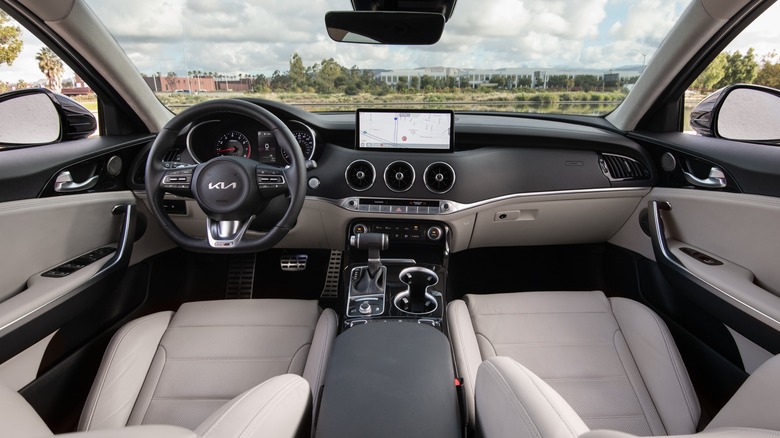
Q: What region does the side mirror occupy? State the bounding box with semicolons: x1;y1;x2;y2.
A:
0;88;97;146
690;84;780;143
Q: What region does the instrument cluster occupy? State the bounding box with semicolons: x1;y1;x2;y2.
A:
186;116;317;166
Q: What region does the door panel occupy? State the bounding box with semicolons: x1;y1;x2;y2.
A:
646;189;780;354
0;192;136;363
0;191;134;302
650;188;780;296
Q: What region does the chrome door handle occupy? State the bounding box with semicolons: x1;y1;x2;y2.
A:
54;171;99;193
682;166;727;189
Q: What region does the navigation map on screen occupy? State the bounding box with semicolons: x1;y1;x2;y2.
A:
357;110;453;151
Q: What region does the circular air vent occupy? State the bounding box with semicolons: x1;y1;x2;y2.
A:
424;162;456;194
384;161;415;192
345;160;376;191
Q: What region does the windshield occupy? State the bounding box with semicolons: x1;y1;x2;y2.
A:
82;0;691;115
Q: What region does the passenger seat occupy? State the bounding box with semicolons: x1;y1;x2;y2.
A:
448;291;700;435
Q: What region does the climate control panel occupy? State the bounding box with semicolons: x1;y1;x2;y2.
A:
351;221;444;243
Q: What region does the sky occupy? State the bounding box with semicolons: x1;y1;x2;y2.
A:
2;0;780;84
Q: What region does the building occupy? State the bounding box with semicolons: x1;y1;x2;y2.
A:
377;67;460;86
377;66;644;90
142;75;253;93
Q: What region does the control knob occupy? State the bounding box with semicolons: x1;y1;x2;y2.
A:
426;226;443;241
358;301;372;315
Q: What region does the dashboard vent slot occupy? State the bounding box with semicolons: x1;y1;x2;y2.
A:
384;161;415;192
599;154;650;181
424;162;456;194
345;160;376;191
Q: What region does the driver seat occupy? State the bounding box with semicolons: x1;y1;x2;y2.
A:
72;299;337;435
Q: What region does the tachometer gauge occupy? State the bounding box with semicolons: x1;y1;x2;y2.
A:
282;121;317;164
215;131;251;158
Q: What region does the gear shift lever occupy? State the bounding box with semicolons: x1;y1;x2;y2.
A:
349;233;389;296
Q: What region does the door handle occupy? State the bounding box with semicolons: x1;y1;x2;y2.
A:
682;166;727;189
54;171;99;193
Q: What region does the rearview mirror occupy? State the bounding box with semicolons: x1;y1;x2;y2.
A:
325;12;445;45
690;84;780;143
0;88;96;146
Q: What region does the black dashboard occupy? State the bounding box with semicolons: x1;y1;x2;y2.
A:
166;99;655;209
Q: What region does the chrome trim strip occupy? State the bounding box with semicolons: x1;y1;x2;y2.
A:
307;187;649;215
185;119;220;164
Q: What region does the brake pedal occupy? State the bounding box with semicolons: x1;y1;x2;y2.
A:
225;253;256;299
281;254;308;272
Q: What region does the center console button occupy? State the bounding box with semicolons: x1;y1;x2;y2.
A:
359;301;372;315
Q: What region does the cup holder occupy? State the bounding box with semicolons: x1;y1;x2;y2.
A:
393;267;439;315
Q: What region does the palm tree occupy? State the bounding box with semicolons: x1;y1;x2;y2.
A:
36;48;64;93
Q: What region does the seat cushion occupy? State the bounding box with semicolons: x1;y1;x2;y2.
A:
448;291;699;435
80;299;336;431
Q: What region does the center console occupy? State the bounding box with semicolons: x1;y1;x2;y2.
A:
313;218;461;437
342;219;448;329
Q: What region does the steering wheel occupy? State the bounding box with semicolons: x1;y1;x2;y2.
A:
145;99;306;253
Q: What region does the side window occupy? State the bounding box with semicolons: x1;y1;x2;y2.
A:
686;3;780;141
0;10;98;145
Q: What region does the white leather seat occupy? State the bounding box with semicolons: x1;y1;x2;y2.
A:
1;373;313;438
475;355;780;438
448;291;700;435
1;299;337;438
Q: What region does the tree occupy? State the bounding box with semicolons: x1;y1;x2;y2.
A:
755;51;780;89
289;52;306;90
692;53;726;91
36;47;64;93
546;75;570;90
717;48;759;87
574;75;599;92
396;76;409;91
410;76;420;89
0;11;23;66
166;71;177;91
489;75;508;89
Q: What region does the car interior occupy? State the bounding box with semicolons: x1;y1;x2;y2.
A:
1;0;780;437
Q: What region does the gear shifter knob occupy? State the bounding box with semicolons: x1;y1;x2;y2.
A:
350;232;389;250
351;232;389;277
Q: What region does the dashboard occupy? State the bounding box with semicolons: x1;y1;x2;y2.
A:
159;99;657;252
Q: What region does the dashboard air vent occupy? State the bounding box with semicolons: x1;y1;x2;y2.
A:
384;161;415;192
599;154;650;181
345;160;376;191
424;162;456;194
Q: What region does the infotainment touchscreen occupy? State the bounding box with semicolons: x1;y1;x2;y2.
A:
356;109;454;152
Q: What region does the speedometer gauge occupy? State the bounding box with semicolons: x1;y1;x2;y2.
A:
282;121;317;164
215;131;251;158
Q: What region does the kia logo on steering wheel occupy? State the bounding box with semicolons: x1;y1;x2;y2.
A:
208;182;238;190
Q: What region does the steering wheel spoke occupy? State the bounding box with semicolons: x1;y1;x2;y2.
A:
255;163;289;198
206;215;256;248
160;166;196;197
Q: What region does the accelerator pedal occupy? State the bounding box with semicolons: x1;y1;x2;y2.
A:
320;250;343;299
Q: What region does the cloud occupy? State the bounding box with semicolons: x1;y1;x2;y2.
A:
2;0;775;85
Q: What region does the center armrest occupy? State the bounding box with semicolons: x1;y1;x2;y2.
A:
315;322;460;438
